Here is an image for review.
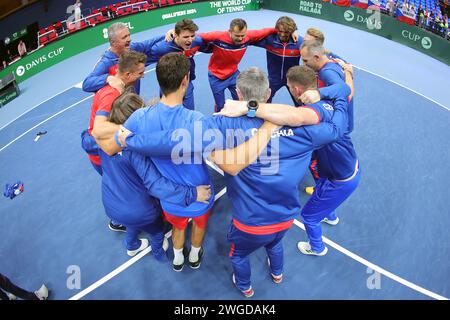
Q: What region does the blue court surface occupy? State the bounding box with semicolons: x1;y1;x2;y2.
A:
0;10;449;301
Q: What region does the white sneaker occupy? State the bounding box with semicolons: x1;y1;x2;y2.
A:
127;239;151;256
34;284;49;300
162;237;169;251
297;242;328;256
6;292;17;300
321;217;340;225
232;274;254;298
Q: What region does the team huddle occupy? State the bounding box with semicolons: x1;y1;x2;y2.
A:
80;16;359;298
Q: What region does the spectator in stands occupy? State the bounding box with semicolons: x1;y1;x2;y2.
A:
386;0;395;16
74;0;82;29
429;10;435;30
423;8;430;28
394;0;401;17
17;40;27;57
436;10;443;32
74;0;82;20
6;50;13;63
443;14;449;37
409;3;416;16
401;0;409;12
2;60;7;69
418;4;425;26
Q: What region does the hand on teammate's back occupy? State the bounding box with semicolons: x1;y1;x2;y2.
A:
214;99;247;117
165;29;175;42
107;75;125;93
196;185;212;203
118;125;132;147
299;89;320;104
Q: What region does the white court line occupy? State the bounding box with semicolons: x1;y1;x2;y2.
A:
353;65;450;111
0;67;158;152
292;219;448;300
0;95;94;153
69;186;227;301
209;163;448;300
0;66;156;133
0;85;76;132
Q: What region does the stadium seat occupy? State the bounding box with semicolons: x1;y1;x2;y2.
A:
48;32;57;41
39;36;49;46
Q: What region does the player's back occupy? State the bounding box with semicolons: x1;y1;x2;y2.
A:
253;34;302;84
124;102;214;217
319;60;355;133
88;85;120;135
318;61;344;88
99;149;162;227
311;98;358;180
210;115;330;227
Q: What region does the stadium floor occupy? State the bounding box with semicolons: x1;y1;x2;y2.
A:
0;9;449;300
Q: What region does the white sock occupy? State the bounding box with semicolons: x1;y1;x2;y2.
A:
173;247;184;265
189;245;201;262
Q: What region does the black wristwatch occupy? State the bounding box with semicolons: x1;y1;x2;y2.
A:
246;99;259;117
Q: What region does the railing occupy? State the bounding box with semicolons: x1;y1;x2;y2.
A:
35;0;197;49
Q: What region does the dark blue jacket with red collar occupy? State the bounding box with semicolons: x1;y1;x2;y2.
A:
253;34;303;86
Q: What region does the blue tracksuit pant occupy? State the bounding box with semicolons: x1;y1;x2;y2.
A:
267;81;300;107
208;70;239;112
301;169;361;253
227;223;288;291
124;216;166;260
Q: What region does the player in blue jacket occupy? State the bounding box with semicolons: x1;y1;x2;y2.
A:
300;40;354;133
219;63;358;257
298;39;356;203
91;91;212;259
82;22;164;94
152;19;211;110
252;16;303;106
113;66;349;297
253;20;346;107
294;42;359;255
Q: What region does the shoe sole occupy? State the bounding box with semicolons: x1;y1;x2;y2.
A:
189;262;201;269
127;239;150;256
173;264;184;272
267;259;283;283
108;225;126;232
232;274;254;298
297;242;328;256
321;218;339;226
271;274;283;284
188;248;203;269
